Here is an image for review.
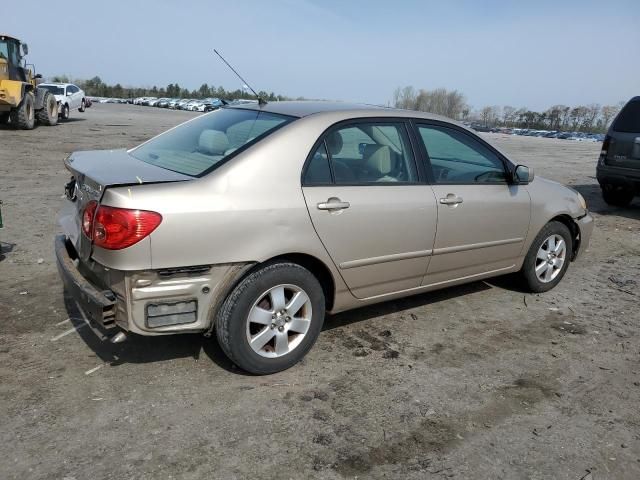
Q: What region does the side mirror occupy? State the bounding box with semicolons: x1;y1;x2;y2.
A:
513;165;534;184
67;91;73;96
21;43;29;56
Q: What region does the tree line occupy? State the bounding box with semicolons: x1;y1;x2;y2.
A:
49;75;294;102
392;85;623;133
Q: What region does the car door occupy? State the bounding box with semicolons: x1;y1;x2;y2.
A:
415;123;531;285
302;120;438;299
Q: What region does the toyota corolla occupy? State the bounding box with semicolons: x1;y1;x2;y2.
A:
55;101;593;374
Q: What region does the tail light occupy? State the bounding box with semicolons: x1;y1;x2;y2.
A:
81;202;162;250
82;200;98;237
599;135;611;165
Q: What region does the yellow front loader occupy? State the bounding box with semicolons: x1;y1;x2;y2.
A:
0;34;57;129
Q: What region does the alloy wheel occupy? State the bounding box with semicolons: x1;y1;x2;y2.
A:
245;284;312;358
534;234;566;283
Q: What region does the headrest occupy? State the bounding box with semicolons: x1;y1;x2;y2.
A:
364;145;393;175
326;132;343;156
199;129;229;155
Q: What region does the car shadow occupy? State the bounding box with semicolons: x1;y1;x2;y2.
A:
59;117;86;124
571;183;640;220
63;295;246;375
64;278;521;374
324;281;494;331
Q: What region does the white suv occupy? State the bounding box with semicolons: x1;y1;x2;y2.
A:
39;83;86;120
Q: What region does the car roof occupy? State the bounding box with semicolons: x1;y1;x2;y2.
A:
227;100;455;122
40;82;73;87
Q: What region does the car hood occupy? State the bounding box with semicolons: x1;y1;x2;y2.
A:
53;94;66;102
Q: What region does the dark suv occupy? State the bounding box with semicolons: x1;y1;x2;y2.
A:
597;96;640;206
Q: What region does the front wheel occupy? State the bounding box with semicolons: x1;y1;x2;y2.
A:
215;262;325;374
59;103;70;121
79;99;86;112
520;221;573;293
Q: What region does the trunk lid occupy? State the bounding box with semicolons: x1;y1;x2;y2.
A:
59;149;191;261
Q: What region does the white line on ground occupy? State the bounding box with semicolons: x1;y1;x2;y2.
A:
85;365;103;375
50;323;87;341
55;318;71;326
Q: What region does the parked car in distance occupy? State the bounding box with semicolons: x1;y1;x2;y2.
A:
55;101;593;374
597;96;640;206
39;82;86;120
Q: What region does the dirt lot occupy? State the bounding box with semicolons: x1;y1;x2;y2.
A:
1;104;638;480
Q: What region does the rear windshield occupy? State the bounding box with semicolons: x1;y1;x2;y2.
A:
130;108;294;176
612;100;640;133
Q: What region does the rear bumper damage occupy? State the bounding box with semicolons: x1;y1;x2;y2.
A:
55;234;249;336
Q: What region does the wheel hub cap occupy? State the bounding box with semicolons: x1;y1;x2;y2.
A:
246;284;313;358
535;234;567;283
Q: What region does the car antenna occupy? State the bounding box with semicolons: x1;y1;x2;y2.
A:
213;49;267;106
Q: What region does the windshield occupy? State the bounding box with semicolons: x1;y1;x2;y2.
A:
131;108;294;177
41;85;65;95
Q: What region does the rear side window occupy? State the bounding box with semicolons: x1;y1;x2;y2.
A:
304;142;332;184
131;108;294;177
324;122;418;184
613;100;640;133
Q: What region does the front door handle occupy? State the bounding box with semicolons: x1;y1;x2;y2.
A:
439;194;463;206
317;197;350;211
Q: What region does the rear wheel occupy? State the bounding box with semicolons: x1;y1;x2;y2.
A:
35;91;58;126
520;221;573;293
601;184;634;207
10;92;35;130
59;103;70;121
215;262;325;374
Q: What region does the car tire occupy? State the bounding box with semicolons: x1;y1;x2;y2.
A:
79;99;86;112
520;221;573;293
601;184;634;207
60;103;70;121
0;112;9;124
215;262;325;374
10;92;35;130
35;91;59;126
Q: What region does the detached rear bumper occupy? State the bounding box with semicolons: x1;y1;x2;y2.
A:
54;234;117;328
55;234;251;336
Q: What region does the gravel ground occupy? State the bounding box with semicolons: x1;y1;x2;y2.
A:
1;104;638;480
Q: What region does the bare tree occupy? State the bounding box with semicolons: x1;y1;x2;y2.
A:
600;104;620;129
502;106;516;127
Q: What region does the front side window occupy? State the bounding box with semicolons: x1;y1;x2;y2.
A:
417;125;507;184
320;122;418;184
131;108;294;176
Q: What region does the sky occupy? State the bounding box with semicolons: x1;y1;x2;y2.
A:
5;0;639;110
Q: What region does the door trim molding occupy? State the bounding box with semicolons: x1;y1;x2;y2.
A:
339;249;433;270
432;237;524;256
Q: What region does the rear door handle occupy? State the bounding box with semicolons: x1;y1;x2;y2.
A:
317;198;350;211
439;195;463;205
